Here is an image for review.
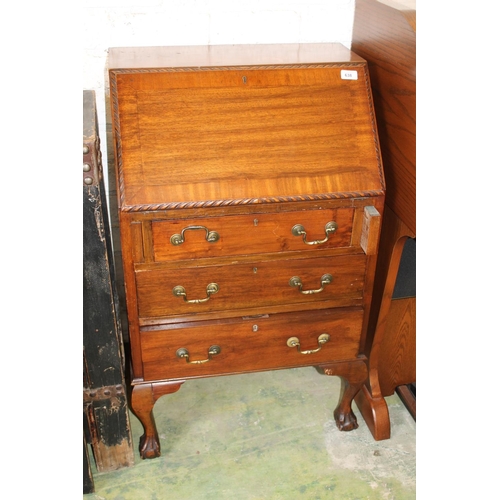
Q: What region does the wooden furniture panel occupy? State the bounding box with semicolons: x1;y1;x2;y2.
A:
351;0;415;235
351;0;416;440
83;90;135;474
378;296;416;395
150;208;355;262
109;43;386;459
141;308;364;380
110;45;383;211
135;254;367;319
114;69;381;208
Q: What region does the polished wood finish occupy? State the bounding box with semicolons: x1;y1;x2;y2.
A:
109;44;383;211
109;44;385;459
321;358;369;431
131;381;184;459
351;0;416;439
113;70;381;206
141;308;364;380
150;208;355;261
351;0;415;235
379;296;416;395
135;254;367;319
353;384;391;441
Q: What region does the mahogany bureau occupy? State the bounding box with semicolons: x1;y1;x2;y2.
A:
108;43;386;459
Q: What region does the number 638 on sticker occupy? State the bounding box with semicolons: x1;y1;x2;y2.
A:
341;70;358;80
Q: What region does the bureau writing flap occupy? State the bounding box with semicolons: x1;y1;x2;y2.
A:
109;44;384;210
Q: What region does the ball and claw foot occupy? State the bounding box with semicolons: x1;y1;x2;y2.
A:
132;381;184;460
139;433;161;459
334;407;359;432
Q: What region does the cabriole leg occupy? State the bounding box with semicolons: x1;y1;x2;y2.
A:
333;376;363;431
320;359;368;432
131;381;184;459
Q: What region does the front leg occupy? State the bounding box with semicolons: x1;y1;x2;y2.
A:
320;358;368;432
131;381;184;459
334;376;362;431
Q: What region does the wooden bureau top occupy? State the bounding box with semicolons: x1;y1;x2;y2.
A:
108;43;366;69
109;44;384;212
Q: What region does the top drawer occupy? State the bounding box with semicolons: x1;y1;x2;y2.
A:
150;208;354;262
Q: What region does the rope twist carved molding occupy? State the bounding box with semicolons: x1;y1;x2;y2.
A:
360;65;386;190
120;191;386;213
110;62;366;75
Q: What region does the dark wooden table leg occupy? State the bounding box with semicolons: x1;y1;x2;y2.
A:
320;358;368;432
131;381;185;459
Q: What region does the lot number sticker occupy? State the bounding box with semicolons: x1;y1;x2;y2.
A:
341;70;358;80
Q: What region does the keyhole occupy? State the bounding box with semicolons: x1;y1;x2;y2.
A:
242;76;247;84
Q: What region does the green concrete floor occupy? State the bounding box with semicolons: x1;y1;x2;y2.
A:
85;367;416;499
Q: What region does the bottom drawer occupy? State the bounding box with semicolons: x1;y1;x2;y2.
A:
140;308;363;381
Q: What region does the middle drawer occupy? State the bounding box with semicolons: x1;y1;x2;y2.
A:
135;254;366;320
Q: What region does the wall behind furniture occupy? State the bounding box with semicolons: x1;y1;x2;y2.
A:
83;0;355;189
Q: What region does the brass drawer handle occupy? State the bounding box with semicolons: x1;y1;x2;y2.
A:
289;274;333;294
170;225;220;246
291;221;338;245
287;333;330;354
172;283;219;304
176;345;221;364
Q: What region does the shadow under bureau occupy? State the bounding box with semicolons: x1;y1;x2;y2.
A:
108;43;385;459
